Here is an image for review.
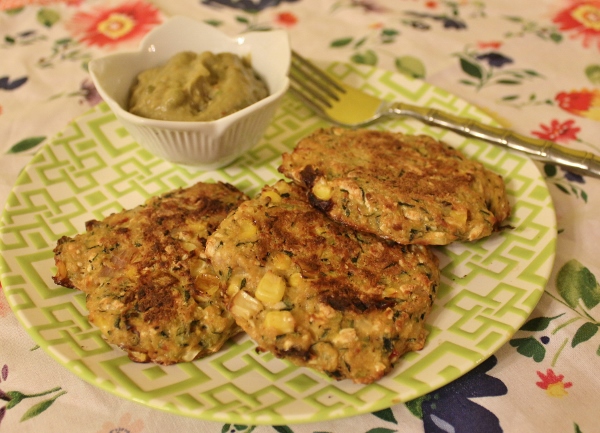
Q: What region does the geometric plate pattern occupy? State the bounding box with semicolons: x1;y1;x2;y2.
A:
0;62;556;425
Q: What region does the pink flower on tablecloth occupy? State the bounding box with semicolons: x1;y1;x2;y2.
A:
66;0;161;48
555;88;600;120
0;286;10;319
79;79;102;106
553;0;600;50
531;119;581;143
0;0;81;11
95;413;144;433
275;11;298;27
536;369;573;397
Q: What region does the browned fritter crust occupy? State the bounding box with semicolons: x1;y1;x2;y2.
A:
52;181;248;365
279;127;511;245
205;180;440;384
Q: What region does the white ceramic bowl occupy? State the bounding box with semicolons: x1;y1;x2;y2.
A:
89;16;290;169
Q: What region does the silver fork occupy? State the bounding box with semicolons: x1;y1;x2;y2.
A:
289;50;600;178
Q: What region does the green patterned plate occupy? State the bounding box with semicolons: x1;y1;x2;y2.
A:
0;62;556;425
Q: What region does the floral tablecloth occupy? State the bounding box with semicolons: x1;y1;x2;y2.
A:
1;1;599;432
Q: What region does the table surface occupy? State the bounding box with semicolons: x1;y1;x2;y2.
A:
1;1;599;432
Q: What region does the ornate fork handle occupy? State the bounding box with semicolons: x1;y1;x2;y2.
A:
388;102;600;178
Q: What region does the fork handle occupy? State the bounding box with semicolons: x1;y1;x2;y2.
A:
389;102;600;178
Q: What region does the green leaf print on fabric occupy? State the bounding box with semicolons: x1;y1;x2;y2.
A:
329;26;402;68
543;163;588;202
509;337;546;362
3;7;25;15
459;57;484;79
221;424;256;433
19;391;66;422
519;314;565;332
499;92;554;108
454;45;543;91
0;364;66;426
331;37;354;47
1;30;47;48
381;28;399;43
405;394;426;419
7;136;46;154
503;15;563;42
351;49;378;65
36;8;61;28
395;55;426;78
372;407;398;424
5;387;63;410
584;64;600;84
219;411;401;432
37;37;92;69
572;322;599;348
510;261;600;365
556;259;600;310
230;13;272;32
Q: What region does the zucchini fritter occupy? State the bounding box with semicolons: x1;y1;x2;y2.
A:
205;180;440;384
279;127;511;245
52;181;248;365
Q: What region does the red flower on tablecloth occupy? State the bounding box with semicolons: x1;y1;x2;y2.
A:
95;413;144;433
66;1;161;48
555;88;600;120
531;119;581;143
275;11;298;27
536;369;573;397
553;0;600;50
477;40;503;49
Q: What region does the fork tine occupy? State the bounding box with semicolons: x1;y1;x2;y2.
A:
289;71;333;110
291;51;345;94
287;85;329;118
289;51;347;115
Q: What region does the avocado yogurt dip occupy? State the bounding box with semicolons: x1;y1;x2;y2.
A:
128;51;269;121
